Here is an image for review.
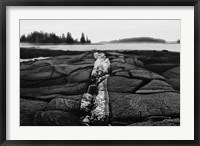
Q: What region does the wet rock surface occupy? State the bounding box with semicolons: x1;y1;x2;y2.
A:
46;98;80;112
20;99;48;126
128;118;180;126
109;92;179;125
33;110;80;126
135;79;175;94
20;51;180;126
163;66;180;91
107;76;144;93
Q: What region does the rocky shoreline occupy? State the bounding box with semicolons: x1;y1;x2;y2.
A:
20;50;180;126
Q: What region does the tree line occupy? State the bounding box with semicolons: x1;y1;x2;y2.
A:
20;31;91;44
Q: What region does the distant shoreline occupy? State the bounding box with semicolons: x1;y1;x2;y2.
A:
20;43;103;46
20;47;180;62
20;42;179;46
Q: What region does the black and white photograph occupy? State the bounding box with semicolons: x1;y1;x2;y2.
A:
20;19;180;126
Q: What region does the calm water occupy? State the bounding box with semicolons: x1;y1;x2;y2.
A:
20;43;180;52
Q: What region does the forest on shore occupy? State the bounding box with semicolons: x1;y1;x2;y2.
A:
20;31;91;44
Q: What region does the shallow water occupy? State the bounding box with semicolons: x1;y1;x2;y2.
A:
20;43;180;52
20;57;50;62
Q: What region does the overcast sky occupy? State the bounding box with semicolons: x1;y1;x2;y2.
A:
20;20;180;43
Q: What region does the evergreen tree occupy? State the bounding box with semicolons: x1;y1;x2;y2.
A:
80;33;86;43
66;32;74;44
20;34;26;42
61;33;65;43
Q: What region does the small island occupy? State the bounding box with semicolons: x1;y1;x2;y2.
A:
101;37;180;44
109;37;166;43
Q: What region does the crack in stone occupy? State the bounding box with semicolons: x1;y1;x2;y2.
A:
80;52;111;126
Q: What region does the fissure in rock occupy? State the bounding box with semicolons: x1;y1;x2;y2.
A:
80;52;110;126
